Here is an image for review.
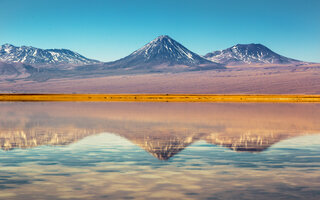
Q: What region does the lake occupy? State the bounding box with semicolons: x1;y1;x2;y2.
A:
0;102;320;200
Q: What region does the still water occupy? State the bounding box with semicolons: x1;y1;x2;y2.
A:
0;102;320;200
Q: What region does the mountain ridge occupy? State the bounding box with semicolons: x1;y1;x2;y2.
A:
0;43;100;66
204;43;302;65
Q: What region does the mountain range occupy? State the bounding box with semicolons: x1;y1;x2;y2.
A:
204;43;301;65
0;44;100;66
0;35;306;81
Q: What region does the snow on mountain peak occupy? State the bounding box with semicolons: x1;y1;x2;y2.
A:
106;35;224;71
155;35;170;40
204;43;301;65
129;35;212;65
0;44;100;65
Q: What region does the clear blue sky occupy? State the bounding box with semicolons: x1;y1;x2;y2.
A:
0;0;319;62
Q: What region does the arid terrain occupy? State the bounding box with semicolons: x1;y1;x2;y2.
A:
1;64;319;94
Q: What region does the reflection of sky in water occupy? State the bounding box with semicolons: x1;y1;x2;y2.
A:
1;133;320;199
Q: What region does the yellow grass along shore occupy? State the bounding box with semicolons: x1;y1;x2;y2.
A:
1;94;320;102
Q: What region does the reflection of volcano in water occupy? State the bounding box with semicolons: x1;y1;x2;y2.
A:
122;132;203;160
133;135;196;160
1;102;320;160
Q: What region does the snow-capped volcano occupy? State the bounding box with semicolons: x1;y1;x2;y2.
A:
204;43;301;65
106;35;224;70
0;44;100;65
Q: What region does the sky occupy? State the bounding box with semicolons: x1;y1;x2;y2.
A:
0;0;319;62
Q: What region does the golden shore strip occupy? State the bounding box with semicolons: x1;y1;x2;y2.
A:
1;94;320;102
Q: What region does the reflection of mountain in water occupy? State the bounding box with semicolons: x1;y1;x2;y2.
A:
121;132;297;159
0;124;311;160
205;132;288;152
1;102;320;160
122;131;205;160
134;135;196;160
0;128;99;151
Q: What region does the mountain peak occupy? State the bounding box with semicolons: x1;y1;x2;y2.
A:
155;35;171;40
149;35;174;44
2;43;15;47
107;35;224;72
204;43;301;65
1;43;15;50
234;43;262;46
131;35;205;63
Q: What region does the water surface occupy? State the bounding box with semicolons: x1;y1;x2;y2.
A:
0;102;320;199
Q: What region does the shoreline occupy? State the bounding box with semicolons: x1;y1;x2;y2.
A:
1;94;320;102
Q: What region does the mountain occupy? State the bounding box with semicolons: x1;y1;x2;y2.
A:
204;43;302;65
0;61;36;80
0;61;19;76
103;35;225;72
0;44;100;66
0;36;225;81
